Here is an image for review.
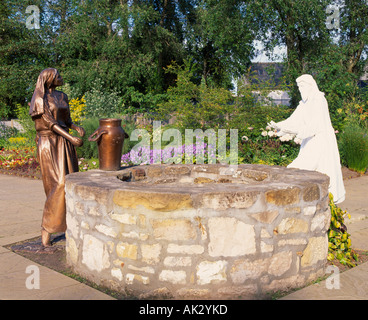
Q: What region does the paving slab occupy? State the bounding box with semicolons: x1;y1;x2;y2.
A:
281;259;368;300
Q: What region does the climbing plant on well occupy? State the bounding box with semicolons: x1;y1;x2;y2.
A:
327;193;359;267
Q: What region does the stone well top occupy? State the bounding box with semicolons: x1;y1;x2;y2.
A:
66;164;330;212
65;164;331;299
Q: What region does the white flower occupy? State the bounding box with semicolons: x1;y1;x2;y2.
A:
268;130;276;137
280;134;293;142
294;137;302;144
266;125;271;131
242;135;249;142
247;127;253;130
261;131;268;137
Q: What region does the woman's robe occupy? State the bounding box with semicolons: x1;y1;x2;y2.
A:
29;68;79;233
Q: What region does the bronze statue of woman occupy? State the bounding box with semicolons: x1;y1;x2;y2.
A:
29;68;85;247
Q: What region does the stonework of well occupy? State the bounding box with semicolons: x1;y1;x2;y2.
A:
65;164;331;299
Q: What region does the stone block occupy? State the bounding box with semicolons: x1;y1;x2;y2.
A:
251;210;279;224
164;256;192;267
141;243;162;264
261;241;273;253
200;192;258;210
66;236;78;265
111;268;123;281
208;217;256;257
196;260;228;285
113;190;193;212
126;273;150;285
110;213;137;225
217;285;258;298
275;218;308;234
230;259;268;283
194;177;214;184
268;251;293;276
146;166;163;177
303;184;320;202
75;185;96;201
301;236;328;267
167;244;204;255
88;206;101;216
159;270;187;284
95;224;118;238
265;187;300;206
116;242;138;260
82;234;110;272
127;265;155;274
152;219;196;241
303;205;317;215
176;288;210;298
241;169;268;181
164;165;190;175
66;214;80;239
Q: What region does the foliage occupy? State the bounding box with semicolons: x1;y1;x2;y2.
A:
0;122;18;149
328;193;358;267
157;61;232;130
15;104;37;145
75;117;100;159
239;133;299;166
78;158;99;172
338;120;368;174
84;79;122;118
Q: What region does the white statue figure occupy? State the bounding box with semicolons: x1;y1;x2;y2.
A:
269;74;345;204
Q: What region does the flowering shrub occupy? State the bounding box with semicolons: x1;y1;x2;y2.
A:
8;137;27;146
121;143;220;166
69;96;86;124
239;126;300;166
78;158;99;172
328;193;358;267
0;147;40;179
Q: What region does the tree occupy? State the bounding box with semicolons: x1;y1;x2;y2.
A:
0;0;51;117
186;0;256;88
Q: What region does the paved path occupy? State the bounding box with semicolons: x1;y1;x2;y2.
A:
0;173;367;300
0;174;114;300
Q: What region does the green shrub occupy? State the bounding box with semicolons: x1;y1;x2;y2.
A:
15;104;37;146
339;122;368;174
84;79;123;118
76;117;100;159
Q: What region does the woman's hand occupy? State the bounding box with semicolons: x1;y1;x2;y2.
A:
71;124;85;137
75;126;85;137
53;124;84;147
70;136;83;147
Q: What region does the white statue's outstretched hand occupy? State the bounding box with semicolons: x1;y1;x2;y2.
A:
267;121;278;129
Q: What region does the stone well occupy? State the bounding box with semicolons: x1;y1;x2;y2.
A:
65;164;331;299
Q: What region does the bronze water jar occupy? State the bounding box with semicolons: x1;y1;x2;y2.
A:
88;118;129;171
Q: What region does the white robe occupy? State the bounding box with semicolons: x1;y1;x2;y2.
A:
275;89;345;204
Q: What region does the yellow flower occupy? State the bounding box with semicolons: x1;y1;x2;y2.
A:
69;96;86;124
8;137;27;145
